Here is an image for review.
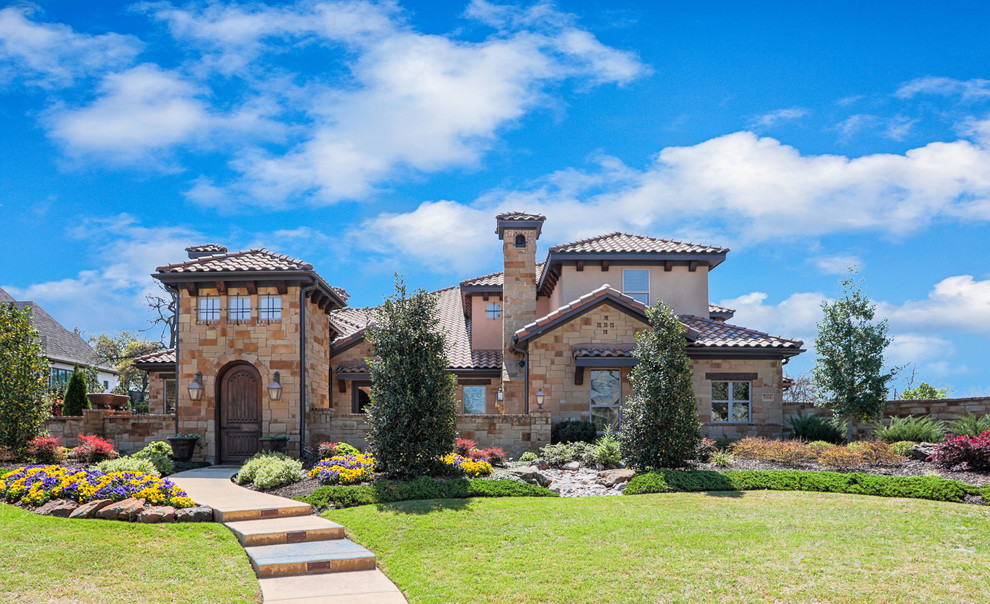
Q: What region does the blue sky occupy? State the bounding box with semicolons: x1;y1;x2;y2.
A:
2;1;989;395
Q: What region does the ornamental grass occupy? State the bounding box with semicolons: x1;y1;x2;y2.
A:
0;465;195;508
310;453;376;485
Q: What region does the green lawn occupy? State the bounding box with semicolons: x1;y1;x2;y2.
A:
328;491;990;603
0;504;260;603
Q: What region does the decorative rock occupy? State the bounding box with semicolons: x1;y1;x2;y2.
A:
909;443;936;462
562;461;581;471
95;498;146;521
138;506;176;523
36;499;78;517
533;459;549;471
511;466;551;487
175;506;213;523
69;499;113;519
597;469;636;488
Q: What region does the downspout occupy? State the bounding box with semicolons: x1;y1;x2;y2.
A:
511;336;530;414
172;286;180;437
299;281;316;458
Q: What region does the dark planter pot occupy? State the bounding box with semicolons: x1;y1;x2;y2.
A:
259;437;289;454
86;393;129;409
167;437;198;462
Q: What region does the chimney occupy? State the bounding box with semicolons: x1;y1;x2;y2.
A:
496;211;546;413
184;244;228;259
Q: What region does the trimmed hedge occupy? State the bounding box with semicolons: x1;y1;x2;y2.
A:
623;469;990;504
299;477;558;509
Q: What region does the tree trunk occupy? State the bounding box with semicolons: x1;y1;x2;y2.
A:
846;415;854;443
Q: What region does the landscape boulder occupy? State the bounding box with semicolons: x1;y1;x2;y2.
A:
175;506;214;523
533;459;549;471
562;461;581;471
138;506;176;523
69;499;113;519
596;469;636;488
36;499;78;518
511;466;551;488
909;443;937;462
95;498;146;521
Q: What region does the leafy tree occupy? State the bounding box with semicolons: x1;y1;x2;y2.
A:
90;331;164;404
0;303;51;454
901;382;950;400
364;277;458;478
620;301;702;469
813;275;898;442
62;364;90;416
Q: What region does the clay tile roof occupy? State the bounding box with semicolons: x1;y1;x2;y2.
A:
156;248;314;274
184;243;227;253
495;211;546;222
572;343;636;358
679;315;804;350
330;307;372;337
515;285;648;342
549;232;728;254
708;303;735;314
459;262;546;288
133;348;175;366
336;361;369;374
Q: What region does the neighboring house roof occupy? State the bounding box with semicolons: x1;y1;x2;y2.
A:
330;287;501;372
0;288;117;372
154;248;349;307
549;232;728;255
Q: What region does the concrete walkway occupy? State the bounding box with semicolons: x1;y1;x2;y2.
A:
172;467;406;603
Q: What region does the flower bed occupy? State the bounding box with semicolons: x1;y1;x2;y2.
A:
443;453;493;477
0;465;194;508
309;454;376;485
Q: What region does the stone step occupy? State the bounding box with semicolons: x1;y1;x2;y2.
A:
213;502;313;523
259;570;406;603
246;540;377;578
225;515;345;547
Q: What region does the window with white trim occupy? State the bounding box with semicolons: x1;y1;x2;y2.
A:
463;386;486;414
622;269;650;305
228;296;251;322
198;297;220;322
486;302;501;319
712;381;751;423
259;296;282;321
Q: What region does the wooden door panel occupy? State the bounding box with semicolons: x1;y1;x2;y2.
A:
219;364;261;463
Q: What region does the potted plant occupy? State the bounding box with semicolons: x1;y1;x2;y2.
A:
167;434;200;462
259;434;290;454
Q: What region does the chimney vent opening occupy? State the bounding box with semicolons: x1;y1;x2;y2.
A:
514;234;526;248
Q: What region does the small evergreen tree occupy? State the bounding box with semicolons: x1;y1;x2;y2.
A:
813;275;897;442
365;277;458;478
0;303;51;454
62;363;90;416
620;301;702;469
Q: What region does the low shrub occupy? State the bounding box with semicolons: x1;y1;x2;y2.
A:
518;451;538;463
729;438;813;464
309;454;376;485
133;441;174;476
695;438;717;463
94;456;160;477
890;441;918;457
26;436;66;464
786;410;846;444
874;415;947;444
539;441;593;467
317;441;361;459
0;465;194;507
928;432;990;472
72;434;118;464
948;412;990;438
442;453;493;477
479;447;507;466
806;441;834;455
587;428;623;468
551;420;597;445
453;438;477;456
298;477;558;510
710;450;735;468
235;453;305;489
623;469;990;504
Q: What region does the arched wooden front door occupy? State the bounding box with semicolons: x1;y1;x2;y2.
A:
217;363;261;464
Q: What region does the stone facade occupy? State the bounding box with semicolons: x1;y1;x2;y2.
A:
44;409;174;454
501;226;540;414
692;357;785;440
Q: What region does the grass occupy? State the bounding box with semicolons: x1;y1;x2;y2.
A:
0;504;260;603
328;491;990;603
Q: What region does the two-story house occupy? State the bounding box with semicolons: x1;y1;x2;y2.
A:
137;213;803;463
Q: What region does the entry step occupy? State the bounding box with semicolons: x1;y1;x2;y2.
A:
214;502;313;523
246;539;377;578
226;515;345;547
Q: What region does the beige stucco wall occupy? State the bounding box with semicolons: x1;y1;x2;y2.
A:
469;294;503;350
553;263;710;316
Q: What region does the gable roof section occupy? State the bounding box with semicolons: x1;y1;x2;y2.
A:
3;299;116;372
154;248;349;308
513;285;657;345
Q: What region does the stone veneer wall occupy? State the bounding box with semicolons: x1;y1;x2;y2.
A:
501;226;540;414
692;357;785;440
782;397;990;440
307;409;551;458
44;409;175;455
330;340;373;411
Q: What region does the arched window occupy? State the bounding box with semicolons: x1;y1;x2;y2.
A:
514;234;526;248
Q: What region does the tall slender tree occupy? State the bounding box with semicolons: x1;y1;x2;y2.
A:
813;275;897;442
364;277;458;478
620;301;702;469
0;303;51;454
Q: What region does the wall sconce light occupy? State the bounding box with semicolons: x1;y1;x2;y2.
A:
187;371;204;402
496;387;504;402
535;389;545;410
267;371;283;401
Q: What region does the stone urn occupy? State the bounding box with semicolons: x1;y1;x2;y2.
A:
167;436;199;462
86;393;130;409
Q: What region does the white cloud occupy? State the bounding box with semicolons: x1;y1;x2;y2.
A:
0;5;141;88
886;333;956;368
896;76;990;102
750;107;808;128
836;114;915;142
882;275;990;334
811;254;862;275
719;291;825;346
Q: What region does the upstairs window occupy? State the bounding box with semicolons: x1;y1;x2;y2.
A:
712;381;751;423
259;296;282;321
622;269;650;305
228;296;251;322
486;302;501;319
198;297;220;322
